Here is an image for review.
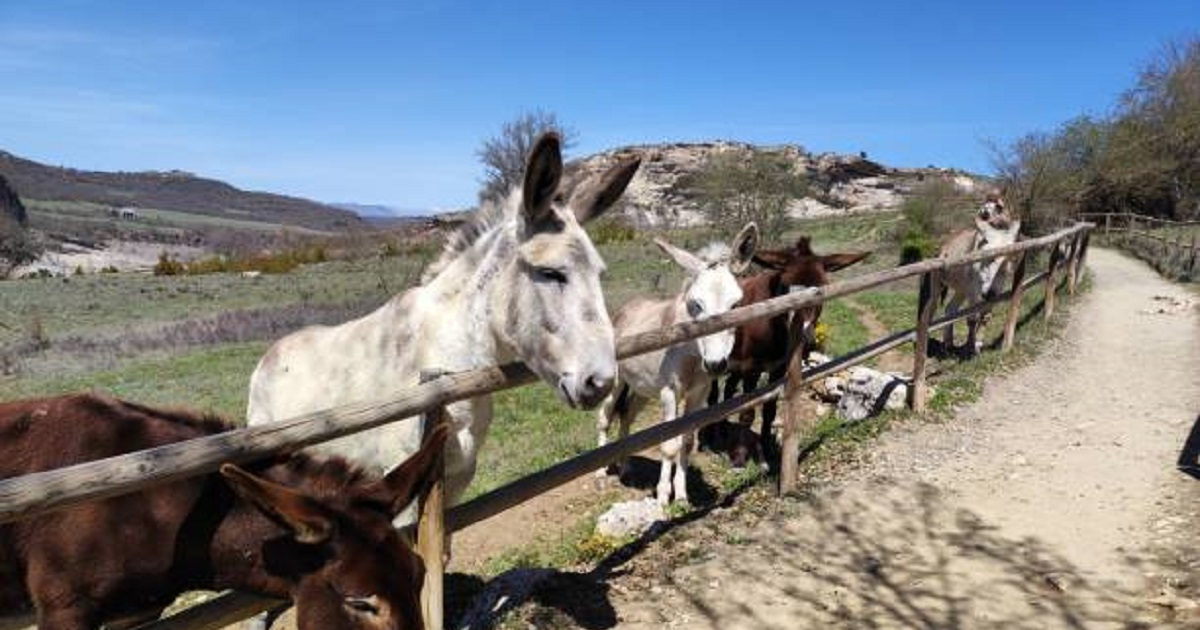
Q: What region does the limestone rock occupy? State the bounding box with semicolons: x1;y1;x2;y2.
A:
836;366;911;421
596;498;667;538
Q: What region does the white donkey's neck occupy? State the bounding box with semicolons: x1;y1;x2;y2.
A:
415;223;518;373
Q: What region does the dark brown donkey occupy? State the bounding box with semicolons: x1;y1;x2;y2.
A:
703;237;870;468
0;393;448;630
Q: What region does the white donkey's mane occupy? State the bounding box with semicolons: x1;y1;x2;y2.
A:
695;242;733;266
421;189;519;284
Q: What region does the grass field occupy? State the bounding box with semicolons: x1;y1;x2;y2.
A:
26;199;335;235
0;210;1062;502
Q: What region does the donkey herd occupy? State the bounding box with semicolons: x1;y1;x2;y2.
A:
0;134;1021;630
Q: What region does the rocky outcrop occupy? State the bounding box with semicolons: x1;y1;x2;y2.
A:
566;142;983;228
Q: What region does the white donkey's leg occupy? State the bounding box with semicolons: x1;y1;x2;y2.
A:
671;386;708;505
656;387;680;505
594;390;618;484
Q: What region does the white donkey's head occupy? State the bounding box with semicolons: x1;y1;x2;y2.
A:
503;133;640;409
974;191;1021;298
655;222;759;374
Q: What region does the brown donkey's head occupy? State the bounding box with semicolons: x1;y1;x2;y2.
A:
753;236;871;351
221;425;451;630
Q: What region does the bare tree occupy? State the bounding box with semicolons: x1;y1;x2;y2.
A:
476;110;577;204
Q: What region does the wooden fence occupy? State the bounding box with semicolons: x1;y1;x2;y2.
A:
1083;212;1200;279
0;222;1094;630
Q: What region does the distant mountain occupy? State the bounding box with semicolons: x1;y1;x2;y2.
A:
331;202;432;219
0;150;364;232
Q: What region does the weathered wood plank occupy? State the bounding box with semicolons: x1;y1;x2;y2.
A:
1002;252;1029;353
417;371;447;630
911;269;941;412
778;310;809;496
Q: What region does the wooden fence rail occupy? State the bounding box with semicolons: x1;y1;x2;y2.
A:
0;222;1093;630
1081;211;1199;279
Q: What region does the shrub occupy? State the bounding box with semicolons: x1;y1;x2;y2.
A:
683;148;807;237
154;251;185;276
894;177;973;263
588;216;636;244
899;231;939;264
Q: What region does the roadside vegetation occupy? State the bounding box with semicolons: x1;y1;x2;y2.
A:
990;37;1200;229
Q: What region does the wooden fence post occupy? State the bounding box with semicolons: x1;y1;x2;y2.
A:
1190;233;1198;275
1044;241;1062;320
1104;214;1111;236
778;304;811;497
1078;230;1092;279
1066;233;1081;296
910;268;942;413
417;370;447;630
1001;252;1028;353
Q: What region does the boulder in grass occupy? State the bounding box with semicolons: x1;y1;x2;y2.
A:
836;366;911;421
596;497;666;538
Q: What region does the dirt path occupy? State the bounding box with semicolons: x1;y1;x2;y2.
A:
592;248;1200;629
842;296;911;374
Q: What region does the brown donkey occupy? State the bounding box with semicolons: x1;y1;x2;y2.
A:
703;237;870;468
0;393;447;630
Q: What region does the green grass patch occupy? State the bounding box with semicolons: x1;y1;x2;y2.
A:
0;342;265;418
468;384;598;500
817;300;870;357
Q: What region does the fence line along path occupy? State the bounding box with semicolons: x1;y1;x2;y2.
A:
0;223;1094;630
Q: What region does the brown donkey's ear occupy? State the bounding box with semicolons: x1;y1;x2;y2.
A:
522;133;563;229
752;249;792;270
370;424;452;518
221;464;335;544
572;156;641;224
821;251;871;273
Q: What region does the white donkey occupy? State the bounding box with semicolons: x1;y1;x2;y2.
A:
247;133;640;525
938;191;1021;355
595;223;759;505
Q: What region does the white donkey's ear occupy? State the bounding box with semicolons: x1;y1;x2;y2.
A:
522;133;563;229
571;156;641;225
654;237;702;273
729;222;759;274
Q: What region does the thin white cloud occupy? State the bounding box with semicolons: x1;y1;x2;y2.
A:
0;24;219;71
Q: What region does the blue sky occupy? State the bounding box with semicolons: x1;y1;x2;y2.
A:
1;2;1196;212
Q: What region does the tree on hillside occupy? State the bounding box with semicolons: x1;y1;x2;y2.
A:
991;36;1200;223
0;174;27;226
684;149;806;238
0;174;40;278
476;110;577;204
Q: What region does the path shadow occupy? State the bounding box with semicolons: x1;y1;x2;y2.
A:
601;454;720;507
447;471;1193;630
1176;415;1200;480
446;480;758;630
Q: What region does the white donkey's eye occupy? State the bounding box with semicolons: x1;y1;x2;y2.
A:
536;267;568;284
687;299;704;317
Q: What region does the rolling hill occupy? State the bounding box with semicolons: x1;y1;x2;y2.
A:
0;150;364;232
